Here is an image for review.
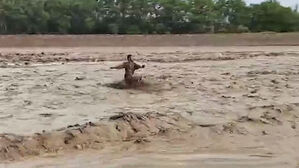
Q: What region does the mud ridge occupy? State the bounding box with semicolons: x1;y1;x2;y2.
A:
0;112;194;161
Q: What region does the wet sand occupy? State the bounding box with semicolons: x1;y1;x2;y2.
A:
0;46;299;167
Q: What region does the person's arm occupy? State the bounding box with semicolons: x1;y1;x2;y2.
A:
134;63;145;70
110;63;125;69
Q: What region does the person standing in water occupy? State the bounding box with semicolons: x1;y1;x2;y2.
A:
110;54;145;85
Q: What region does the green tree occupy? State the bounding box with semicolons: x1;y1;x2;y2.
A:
153;0;191;33
188;0;216;33
69;0;98;34
1;0;29;34
0;0;299;34
214;0;250;32
250;0;299;32
44;0;71;33
24;0;49;34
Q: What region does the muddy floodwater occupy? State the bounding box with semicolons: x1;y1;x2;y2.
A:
0;46;299;168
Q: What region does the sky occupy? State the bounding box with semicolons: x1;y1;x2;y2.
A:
245;0;298;8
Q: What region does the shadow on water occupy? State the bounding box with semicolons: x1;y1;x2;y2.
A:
104;80;149;90
103;79;174;93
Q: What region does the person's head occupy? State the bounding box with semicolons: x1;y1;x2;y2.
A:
127;54;133;62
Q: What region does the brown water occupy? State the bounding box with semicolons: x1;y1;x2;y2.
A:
0;46;299;167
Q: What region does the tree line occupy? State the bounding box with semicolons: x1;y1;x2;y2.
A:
0;0;298;34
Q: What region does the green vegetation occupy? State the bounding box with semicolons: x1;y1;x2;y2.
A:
0;0;298;34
